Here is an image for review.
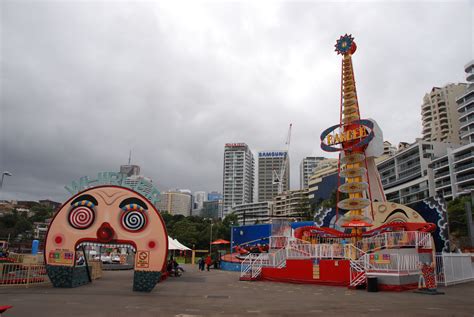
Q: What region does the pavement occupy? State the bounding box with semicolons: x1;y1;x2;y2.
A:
1;264;473;317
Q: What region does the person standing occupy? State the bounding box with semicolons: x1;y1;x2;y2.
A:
198;256;205;271
205;254;212;271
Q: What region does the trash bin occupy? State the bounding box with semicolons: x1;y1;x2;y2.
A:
367;277;378;292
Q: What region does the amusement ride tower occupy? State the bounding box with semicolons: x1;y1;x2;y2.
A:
321;34;385;237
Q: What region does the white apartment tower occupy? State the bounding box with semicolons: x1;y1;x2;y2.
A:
222;143;255;217
421;83;467;143
457;60;474;144
258;151;289;202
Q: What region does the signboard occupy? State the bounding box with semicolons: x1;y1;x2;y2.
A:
259;151;287;158
225;143;246;147
369;253;391;264
136;250;150;268
48;249;74;265
320;119;375;152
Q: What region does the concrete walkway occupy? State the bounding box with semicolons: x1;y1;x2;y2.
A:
1;264;473;316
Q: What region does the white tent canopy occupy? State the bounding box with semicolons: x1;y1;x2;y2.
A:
168;236;191;251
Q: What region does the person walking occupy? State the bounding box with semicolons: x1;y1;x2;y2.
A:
205;254;212;272
198;256;205;271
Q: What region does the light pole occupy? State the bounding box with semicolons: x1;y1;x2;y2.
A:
0;171;12;191
209;222;213;254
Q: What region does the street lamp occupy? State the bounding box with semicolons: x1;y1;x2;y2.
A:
0;171;12;191
209;222;213;254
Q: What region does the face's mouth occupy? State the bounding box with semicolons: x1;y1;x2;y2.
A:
75;238;137;252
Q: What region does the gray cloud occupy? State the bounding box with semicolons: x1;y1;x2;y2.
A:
1;0;472;202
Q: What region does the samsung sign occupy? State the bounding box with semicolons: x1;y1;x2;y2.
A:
259;151;287;158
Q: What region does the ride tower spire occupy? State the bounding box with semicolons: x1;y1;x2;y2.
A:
321;34;374;238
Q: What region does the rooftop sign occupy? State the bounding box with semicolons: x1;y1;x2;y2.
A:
259;151;287;158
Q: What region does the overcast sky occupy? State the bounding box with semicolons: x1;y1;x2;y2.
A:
1;0;472;202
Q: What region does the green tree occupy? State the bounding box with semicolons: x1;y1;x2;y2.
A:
447;196;473;238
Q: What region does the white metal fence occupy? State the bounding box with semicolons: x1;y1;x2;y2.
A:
0;263;50;287
436;253;474;286
357;231;432;252
364;253;421;274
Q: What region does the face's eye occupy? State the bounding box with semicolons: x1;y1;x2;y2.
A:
121;204;147;232
68;201;95;229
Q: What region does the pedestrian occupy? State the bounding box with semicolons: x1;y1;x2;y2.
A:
198;256;205;271
205;254;212;271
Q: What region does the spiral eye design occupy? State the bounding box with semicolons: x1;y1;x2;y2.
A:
121;204;147;232
68;203;95;229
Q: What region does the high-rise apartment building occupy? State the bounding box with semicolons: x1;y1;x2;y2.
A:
258;151;289;202
457;60;474;144
299;156;324;189
222;143;255;217
376;139;456;206
421;83;467;143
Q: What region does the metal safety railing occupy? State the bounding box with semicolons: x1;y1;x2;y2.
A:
436;253;474;286
364;253;421;274
357;231;432;252
0;263;50;287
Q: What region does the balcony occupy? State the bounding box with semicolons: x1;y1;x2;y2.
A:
434;170;450;179
455;162;474;173
456;174;474;184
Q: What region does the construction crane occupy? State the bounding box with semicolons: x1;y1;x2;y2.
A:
273;123;292;195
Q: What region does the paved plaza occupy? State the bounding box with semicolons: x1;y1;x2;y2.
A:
1;264;473;317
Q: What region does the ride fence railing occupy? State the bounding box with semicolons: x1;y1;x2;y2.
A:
356;231;432;253
363;253;421;274
0;263;50;287
436;253;474;286
286;239;345;259
269;236;289;249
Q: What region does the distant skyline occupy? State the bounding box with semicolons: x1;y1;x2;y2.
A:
1;1;472;202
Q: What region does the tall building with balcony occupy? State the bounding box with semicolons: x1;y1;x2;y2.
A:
233;201;273;225
299;156;324;189
273;189;310;221
258;151;289;202
376;139;455;206
457;60;474;144
421;83;467;143
222;143;255;217
431;143;473;200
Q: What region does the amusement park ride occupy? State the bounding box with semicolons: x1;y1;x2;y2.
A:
235;35;439;291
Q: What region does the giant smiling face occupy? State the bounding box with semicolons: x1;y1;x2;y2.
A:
45;186;168;292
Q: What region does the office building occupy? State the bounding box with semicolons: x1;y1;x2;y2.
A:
421;83;467;143
431;143;474;200
193;191;207;211
208;191;223;202
299;156;324;189
233;201;273;225
457;60;474;144
307;158;341;209
222;143;255;217
376;139;455;206
201;200;223;220
120;165;141;177
156;190;192;217
258;151;289;202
